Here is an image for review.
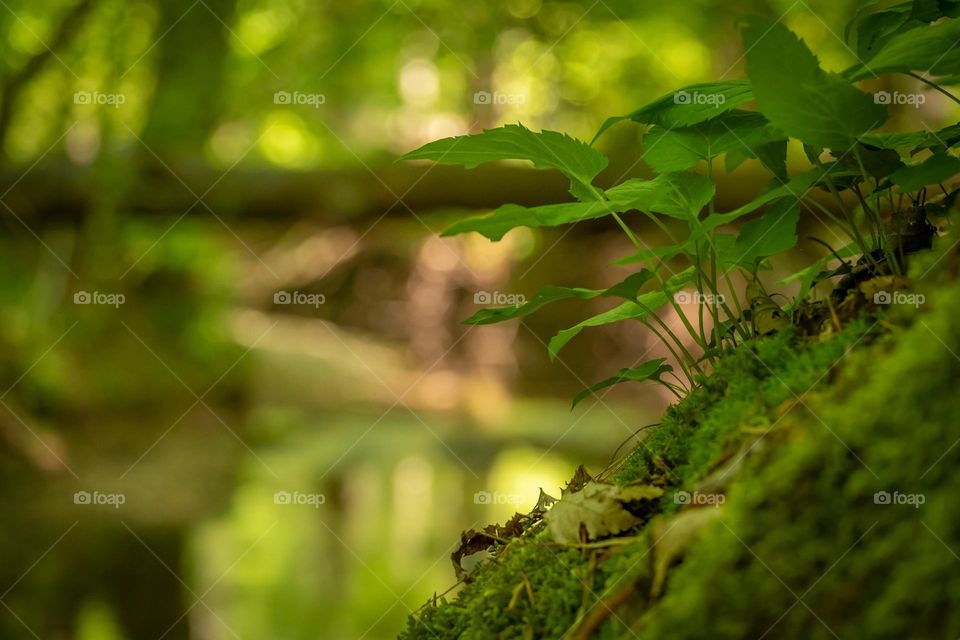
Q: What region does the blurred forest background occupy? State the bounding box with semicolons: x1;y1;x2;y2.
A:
0;0;955;638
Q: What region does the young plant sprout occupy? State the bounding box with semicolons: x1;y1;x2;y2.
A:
404;12;959;403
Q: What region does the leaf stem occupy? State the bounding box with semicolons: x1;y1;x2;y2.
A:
905;71;960;106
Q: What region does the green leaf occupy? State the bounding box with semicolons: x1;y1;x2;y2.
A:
751;140;789;181
861;125;960;157
851;7;919;60
441;200;612;241
547;267;695;360
889;152;960;191
711;233;752;270
727;139;789;180
572;359;673;408
832;144;903;180
732;198;802;264
606;172;716;220
861;131;936;152
697;170;821;233
442;171;715;240
846;16;960;80
593;80;754;141
403;123;608;200
613;245;682;265
641;110;783;173
463;270;654;325
913;124;960;153
938;0;960;18
617;171;820;267
742;17;886;149
780;240;870;300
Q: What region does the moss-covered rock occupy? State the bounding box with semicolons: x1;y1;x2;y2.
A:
400;247;960;640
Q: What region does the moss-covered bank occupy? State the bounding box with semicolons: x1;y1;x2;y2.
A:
400;245;960;640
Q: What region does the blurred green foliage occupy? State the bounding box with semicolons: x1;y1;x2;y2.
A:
2;0;936;639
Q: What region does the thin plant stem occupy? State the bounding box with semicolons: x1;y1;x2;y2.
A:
905;71;960;106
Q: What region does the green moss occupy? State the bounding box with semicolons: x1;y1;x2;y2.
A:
625;276;960;638
401;531;591;640
401;248;960;640
612;318;877;492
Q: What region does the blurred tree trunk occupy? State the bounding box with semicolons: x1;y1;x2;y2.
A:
108;530;191;640
140;0;235;161
0;0;95;155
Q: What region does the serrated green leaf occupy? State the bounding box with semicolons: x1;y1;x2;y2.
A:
889;152;960;191
844;0;885;45
727;139;789;180
697;170;821;233
711;233;753;270
402;123;607;200
861;130;933;152
732;198;802;264
593;80;755;142
913;124;960;152
725;146;751;174
641;111;783;173
464;270;654;325
548;267;694;360
606;172;716;220
751;140;790;181
852;7;919;60
615;171;820;267
441;200;612;241
572;359;672;408
441;171;715;240
833;144;904;179
742;17;886;149
846;16;960;80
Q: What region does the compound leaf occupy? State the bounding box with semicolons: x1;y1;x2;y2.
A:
889;152;960;191
594;80;754;141
606;172;716;220
742;17;886;149
641;111;783;173
403;123;608;201
548;268;694;360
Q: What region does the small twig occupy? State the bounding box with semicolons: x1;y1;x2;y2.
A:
597;423;661;481
544;536;646;550
568;581;638;640
825;295;843;333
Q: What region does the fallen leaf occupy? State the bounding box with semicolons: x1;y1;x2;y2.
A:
545;481;662;544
